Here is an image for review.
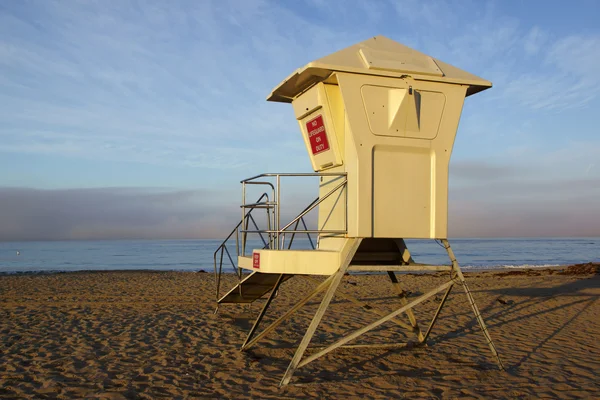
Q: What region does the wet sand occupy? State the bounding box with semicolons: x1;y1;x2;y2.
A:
1;265;599;399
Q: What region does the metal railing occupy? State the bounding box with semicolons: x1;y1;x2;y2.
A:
241;172;347;251
213;172;347;301
213;192;272;301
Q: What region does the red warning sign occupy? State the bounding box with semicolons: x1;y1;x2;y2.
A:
305;115;330;155
252;252;260;269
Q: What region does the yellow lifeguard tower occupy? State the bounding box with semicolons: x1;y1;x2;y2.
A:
213;35;503;386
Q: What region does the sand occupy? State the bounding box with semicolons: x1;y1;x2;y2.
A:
1;265;599;399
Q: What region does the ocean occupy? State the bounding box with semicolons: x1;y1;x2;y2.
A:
0;238;598;274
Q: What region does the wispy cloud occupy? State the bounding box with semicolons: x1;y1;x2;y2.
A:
2;0;599;170
391;1;600;112
0;0;599;239
495;32;600;111
523;26;546;55
0;0;331;172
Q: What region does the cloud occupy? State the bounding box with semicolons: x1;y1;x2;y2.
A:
0;0;330;172
448;152;600;237
2;0;599;173
499;33;600;111
450;136;600;187
2;179;597;241
451;161;519;182
0;184;322;241
448;167;600;237
523;26;546;55
0;187;238;241
449;193;600;238
393;2;600;112
0;0;391;179
392;0;460;29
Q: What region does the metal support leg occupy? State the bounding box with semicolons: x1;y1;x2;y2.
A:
242;274;335;351
242;274;285;349
441;239;504;370
422;283;453;343
387;271;424;342
280;238;362;387
296;280;454;370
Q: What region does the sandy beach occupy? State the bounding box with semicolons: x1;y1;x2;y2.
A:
1;265;599;399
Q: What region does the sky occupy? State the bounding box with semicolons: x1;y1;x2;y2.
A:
1;0;599;240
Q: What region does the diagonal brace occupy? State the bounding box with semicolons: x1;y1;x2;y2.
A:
297;279;454;369
280;239;362;386
242;274;286;349
421;283;453;343
305;276;415;332
241;274;335;351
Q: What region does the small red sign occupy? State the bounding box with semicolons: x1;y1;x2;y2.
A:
305;115;330;155
252;252;260;269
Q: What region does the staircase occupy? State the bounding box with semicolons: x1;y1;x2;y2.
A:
218;272;294;304
212;172;347;308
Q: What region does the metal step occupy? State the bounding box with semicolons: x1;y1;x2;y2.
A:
218;272;294;304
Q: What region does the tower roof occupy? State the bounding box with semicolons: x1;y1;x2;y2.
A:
268;35;492;103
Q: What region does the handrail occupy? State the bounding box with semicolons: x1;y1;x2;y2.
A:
240;173;347;250
213;171;348;304
244;181;275;190
241;202;277;208
287;196;319;250
242;172;346;183
277;178;346;234
244;230;346;234
242;179;276;254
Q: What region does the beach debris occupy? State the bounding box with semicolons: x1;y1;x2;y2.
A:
558;262;600;275
496;297;514;305
495;269;542;277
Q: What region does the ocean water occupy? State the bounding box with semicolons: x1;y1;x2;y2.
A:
0;238;598;274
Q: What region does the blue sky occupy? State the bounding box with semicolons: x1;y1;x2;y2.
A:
1;0;599;240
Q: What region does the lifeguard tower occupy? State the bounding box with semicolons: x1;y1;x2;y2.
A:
213;35;503;386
